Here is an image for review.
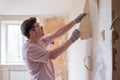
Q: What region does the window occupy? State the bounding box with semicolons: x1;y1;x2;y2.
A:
1;21;26;65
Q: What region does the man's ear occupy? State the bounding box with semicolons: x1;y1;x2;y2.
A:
29;29;35;36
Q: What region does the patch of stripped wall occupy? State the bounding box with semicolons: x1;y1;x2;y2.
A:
43;17;68;80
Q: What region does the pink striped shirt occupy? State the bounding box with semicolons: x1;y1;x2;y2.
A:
22;35;55;80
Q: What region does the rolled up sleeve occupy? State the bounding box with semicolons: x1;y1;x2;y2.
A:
27;45;50;63
41;34;54;47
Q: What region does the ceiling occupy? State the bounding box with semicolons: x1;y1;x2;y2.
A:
0;0;73;16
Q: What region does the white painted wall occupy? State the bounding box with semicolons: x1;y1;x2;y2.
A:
91;0;112;80
67;0;112;80
67;0;90;80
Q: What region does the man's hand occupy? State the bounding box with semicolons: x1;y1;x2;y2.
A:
75;13;86;23
69;29;80;43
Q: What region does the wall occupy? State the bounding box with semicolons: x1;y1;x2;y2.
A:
67;0;112;80
112;0;120;80
43;17;68;80
91;0;112;80
67;0;90;80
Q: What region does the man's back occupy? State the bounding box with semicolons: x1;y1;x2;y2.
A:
22;35;55;80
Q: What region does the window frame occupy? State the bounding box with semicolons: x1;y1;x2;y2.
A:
1;20;26;65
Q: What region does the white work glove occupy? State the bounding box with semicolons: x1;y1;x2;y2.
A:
74;13;86;23
69;29;80;43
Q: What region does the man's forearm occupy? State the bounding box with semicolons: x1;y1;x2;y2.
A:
55;20;76;36
50;13;86;40
50;20;76;40
50;40;72;59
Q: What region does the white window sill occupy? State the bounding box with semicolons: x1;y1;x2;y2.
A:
1;63;25;66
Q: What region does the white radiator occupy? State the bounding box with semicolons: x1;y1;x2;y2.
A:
1;66;30;80
10;68;30;80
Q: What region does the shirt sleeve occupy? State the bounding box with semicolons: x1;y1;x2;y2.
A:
41;34;54;47
27;44;50;63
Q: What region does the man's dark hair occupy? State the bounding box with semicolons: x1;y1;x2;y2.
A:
21;17;36;39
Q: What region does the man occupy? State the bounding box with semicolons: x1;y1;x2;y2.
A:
21;13;86;80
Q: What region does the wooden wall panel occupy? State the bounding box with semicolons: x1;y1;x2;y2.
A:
112;0;120;80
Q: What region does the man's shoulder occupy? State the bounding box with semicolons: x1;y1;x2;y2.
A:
41;34;51;40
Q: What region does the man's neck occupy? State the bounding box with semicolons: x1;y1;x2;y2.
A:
29;37;40;44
